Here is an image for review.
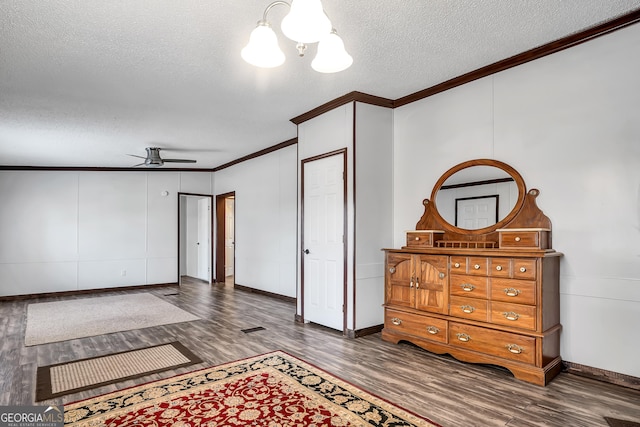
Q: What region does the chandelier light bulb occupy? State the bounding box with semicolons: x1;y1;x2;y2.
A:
311;30;353;73
241;22;286;68
281;0;332;44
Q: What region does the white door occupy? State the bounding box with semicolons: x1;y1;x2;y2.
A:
303;153;345;331
456;196;497;229
224;197;235;277
197;198;211;282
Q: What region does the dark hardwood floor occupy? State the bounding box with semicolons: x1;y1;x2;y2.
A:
1;278;639;426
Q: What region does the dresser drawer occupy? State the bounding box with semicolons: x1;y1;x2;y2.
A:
467;257;488;276
450;275;488;298
449;322;536;364
405;231;444;248
512;259;536;280
490;301;537;330
450;256;467;273
488;258;511;278
450;296;488;322
498;229;550;249
406;231;432;248
490;278;536;305
385;309;448;343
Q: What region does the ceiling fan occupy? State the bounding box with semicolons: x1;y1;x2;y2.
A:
129;147;197;168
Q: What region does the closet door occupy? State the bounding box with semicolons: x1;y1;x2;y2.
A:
302;152;346;331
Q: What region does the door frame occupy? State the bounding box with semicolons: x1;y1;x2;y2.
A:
215;191;236;283
300;148;348;333
177;192;214;284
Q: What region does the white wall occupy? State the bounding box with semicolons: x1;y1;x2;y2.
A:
355;103;393;329
0;170;212;296
297;104;355;326
393;23;640;377
214;144;297;298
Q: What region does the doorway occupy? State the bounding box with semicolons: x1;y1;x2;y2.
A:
178;193;213;284
301;150;347;332
215;192;235;284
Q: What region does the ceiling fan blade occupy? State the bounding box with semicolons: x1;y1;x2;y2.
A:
162;159;197;163
128;154;147;159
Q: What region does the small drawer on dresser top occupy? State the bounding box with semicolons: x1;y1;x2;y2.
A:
449;322;536;364
450;296;488;322
385;309;448;343
405;231;444;248
490;301;536;330
450;275;488;298
490;278;536;305
498;228;550;249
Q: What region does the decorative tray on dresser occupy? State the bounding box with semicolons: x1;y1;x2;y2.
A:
382;159;562;386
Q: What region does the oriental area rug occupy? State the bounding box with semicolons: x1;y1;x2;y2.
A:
64;351;441;427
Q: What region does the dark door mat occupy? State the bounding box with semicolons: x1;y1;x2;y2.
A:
241;327;266;334
606;417;640;427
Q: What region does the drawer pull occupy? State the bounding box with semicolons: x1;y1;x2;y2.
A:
504;288;521;297
391;317;402;326
495;265;502;271
506;344;524;354
415;277;420;289
515;237;521;242
456;333;471;342
460;283;475;292
426;326;440;335
439;272;445;279
519;267;527;273
409;278;413;288
502;311;520;321
453;262;460;268
461;305;475;314
474;264;481;270
415;236;420;241
388;267;396;274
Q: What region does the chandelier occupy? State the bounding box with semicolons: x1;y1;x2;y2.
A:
241;0;353;73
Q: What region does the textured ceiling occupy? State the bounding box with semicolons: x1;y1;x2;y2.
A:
1;1;640;168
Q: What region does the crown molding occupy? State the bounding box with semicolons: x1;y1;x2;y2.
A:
290;91;394;125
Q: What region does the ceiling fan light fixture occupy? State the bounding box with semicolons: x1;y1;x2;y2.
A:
281;0;332;44
241;21;286;68
311;29;353;73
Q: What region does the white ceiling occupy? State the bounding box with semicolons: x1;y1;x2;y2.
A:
1;1;639;169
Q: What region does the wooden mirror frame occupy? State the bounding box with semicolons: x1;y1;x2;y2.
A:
428;159;527;235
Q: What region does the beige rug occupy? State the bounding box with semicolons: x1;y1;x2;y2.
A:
25;293;199;346
36;341;202;401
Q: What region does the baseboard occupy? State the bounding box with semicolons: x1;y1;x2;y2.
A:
294;314;305;323
563;361;640;390
233;283;296;304
346;324;384;339
181;275;209;284
0;282;178;301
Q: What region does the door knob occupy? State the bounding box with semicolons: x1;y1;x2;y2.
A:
303;249;310;254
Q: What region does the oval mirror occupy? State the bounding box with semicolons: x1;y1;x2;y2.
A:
431;160;526;233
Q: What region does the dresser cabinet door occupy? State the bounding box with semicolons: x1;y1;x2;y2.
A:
414;255;449;314
385;253;414;308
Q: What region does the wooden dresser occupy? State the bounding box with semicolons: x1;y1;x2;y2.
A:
382;160;562;386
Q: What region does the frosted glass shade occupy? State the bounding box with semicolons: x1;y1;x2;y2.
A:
241;23;285;68
311;31;353;73
281;0;332;43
